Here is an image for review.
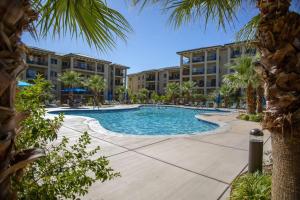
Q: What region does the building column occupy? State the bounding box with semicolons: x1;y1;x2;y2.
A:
112;66;116;100
155;71;158;93
94;61;97;74
242;45;246;56
189;53;192;81
204;51;208;95
70;57;74;70
227;47;231;73
47;54;51;80
104;64;109;100
216;48;220;88
124;68;127;88
180;55;183;92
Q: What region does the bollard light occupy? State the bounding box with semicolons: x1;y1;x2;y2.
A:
248;129;264;173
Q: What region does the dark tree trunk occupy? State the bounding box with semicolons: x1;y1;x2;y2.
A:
0;0;44;198
256;1;300;199
246;83;256;114
256;84;264;113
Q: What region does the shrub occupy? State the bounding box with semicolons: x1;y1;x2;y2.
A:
239;114;249;121
249;113;263;122
14;77;119;199
230;172;271;200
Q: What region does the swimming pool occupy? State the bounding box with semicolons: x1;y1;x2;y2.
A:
50;106;227;136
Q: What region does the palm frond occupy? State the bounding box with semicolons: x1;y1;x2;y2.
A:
32;0;132;51
131;0;247;30
236;14;260;43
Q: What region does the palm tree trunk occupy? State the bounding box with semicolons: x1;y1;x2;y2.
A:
256;84;264;113
0;0;44;198
271;133;300;199
256;1;300;199
246;83;256;114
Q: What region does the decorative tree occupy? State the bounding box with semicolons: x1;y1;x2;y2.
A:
85;75;106;107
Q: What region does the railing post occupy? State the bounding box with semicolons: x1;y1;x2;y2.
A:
248;129;264;173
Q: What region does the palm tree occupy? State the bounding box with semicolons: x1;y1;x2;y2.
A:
132;0;300;198
138;88;149;103
166;82;180;104
182;81;196;104
115;86;126;103
219;84;233;108
85;75;106;107
0;0;131;197
59;71;82;107
223;56;260;114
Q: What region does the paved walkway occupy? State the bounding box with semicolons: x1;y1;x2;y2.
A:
55;107;271;200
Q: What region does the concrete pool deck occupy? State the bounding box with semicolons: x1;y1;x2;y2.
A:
50;105;271;200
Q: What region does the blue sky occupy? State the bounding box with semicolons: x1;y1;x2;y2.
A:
22;1;258;74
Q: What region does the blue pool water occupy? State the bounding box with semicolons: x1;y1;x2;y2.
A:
50;106;226;136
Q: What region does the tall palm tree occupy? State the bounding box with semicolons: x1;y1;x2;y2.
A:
0;0;131;198
59;71;82;107
132;0;300;199
138;88;149;103
223;56;259;114
115;86;126;103
85;75;106;107
166;82;180;104
182;81;196;104
219;84;233;108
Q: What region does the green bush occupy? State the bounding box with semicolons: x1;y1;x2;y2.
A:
231;172;271;200
249;114;263;122
14;77;119;199
239;114;250;121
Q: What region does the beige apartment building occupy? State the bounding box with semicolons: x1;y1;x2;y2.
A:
128;66;180;95
128;42;256;96
21;47;129;104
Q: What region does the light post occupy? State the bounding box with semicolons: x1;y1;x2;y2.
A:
248;129;264;173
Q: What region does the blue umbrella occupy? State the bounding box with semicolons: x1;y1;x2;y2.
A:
18;81;32;87
61;88;87;93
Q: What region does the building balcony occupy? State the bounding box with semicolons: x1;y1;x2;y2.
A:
192;56;204;63
146;77;155;81
192;68;205;75
169;75;180;80
231;50;241;58
115;72;124;76
182;70;190;76
26;59;48;66
97;66;104;73
74;65;95;71
207;67;217;74
207;54;217;61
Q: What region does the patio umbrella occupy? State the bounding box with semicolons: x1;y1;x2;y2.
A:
17;81;32;87
61;88;87;93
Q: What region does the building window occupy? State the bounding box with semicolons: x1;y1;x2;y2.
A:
164;73;167;78
51;58;58;65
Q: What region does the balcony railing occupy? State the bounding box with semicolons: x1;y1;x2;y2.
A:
207;54;217;61
182;70;190;75
207;67;216;74
169;75;180;80
231;50;241;58
74;65;95;71
146;77;155;81
115;71;124;76
192;68;204;75
192;56;204;63
26;59;48;66
97;66;104;73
